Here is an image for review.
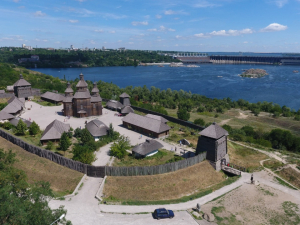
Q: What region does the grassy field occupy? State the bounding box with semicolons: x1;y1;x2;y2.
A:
228;142;269;172
112;149;183;167
277;167;300;189
165;108;300;136
0;136;83;197
103;160;239;204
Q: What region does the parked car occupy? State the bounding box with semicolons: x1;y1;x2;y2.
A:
153;208;174;220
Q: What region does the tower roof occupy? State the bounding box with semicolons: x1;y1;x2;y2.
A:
119;92;130;98
91;82;99;93
65;82;73;93
199;122;228;139
76;73;88;88
13;74;31;87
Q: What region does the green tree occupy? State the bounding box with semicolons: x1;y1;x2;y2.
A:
74;128;82;138
72;145;96;164
81;128;93;144
16;119;27;135
60;132;71;155
194;118;205;126
0;148;71;225
177;108;190;121
110;136;131;159
29;121;40;135
46;141;53;150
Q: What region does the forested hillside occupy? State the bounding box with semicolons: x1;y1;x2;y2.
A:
0;48;179;68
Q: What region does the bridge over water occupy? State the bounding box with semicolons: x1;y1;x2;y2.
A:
170;53;300;65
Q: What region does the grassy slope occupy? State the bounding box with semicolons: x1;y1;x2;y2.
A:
103;161;237;203
0;136;83;196
228;142;269;172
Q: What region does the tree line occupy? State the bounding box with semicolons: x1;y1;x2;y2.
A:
0;48;179;68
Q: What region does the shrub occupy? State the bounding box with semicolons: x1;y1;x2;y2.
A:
72;144;96;164
214;114;219;118
222;124;233;134
231;134;244;142
2;121;12;130
46;141;53;150
81;128;93;144
177;109;190;121
110;136;131;159
74;128;82;138
16;119;27;135
29;121;40;135
60;132;71;155
197;105;205;113
194;118;205;126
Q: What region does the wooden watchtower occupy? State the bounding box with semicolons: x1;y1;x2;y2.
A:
196;122;229;171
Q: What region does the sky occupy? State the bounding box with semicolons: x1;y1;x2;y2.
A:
0;0;300;52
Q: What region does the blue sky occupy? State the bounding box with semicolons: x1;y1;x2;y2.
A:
0;0;299;52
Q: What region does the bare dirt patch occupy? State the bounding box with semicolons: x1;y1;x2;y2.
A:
202;183;300;225
0;136;83;196
103;161;226;202
228;142;269;172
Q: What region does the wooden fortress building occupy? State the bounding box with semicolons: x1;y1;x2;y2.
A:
196;122;229;171
63;73;102;117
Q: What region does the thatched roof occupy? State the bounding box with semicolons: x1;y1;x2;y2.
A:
2;96;24;114
63;97;73;103
41;92;65;102
121;106;134;114
10;117;32;128
13;74;31;87
122;113;171;133
145;114;168;123
199;122;228;139
41;119;70;141
86;119;109;137
106;100;123;109
0;111;14;120
0;90;5;94
132;139;163;156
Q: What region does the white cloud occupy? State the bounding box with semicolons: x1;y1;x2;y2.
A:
90;40;96;44
69;20;79;23
209;28;254;36
261;23;287;32
243;41;248;44
76;0;87;2
109;30;116;34
94;29;104;33
194;33;207;38
156;14;162;19
34;11;46;17
164;10;176;15
131;21;148;26
148;25;175;32
210;30;227;36
128;42;134;44
55;41;61;44
164;10;188;15
18;6;25;8
13;0;21;2
274;0;288;8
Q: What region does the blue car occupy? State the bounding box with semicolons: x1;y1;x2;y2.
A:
153;208;174;220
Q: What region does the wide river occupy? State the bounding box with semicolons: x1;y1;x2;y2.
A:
33;64;300;110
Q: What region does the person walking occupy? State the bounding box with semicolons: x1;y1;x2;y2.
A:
251;174;254;184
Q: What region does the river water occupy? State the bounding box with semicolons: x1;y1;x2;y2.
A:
32;64;300;110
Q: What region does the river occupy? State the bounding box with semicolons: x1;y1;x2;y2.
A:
32;64;300;110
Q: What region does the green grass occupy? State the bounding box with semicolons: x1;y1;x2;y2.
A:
274;177;297;190
211;206;242;225
103;176;239;205
269;201;300;225
112;149;183;167
263;159;284;170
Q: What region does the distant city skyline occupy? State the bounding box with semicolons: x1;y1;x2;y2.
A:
0;0;299;52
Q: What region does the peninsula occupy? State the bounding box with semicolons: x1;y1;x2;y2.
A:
240;68;268;78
